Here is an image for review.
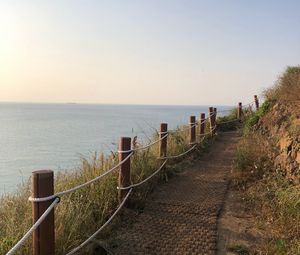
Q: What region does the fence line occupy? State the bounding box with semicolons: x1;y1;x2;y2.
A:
5;95;260;255
132;133;169;151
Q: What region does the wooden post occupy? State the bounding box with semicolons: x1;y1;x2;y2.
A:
159;123;168;158
213;107;217;134
189;116;196;144
209;107;214;135
200;113;205;136
254;95;259;110
118;137;131;203
237;102;243;120
32;170;55;255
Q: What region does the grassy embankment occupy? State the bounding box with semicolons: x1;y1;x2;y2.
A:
233;66;300;254
0;121;214;254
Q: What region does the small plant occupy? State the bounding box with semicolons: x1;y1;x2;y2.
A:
227;244;250;255
275;239;286;255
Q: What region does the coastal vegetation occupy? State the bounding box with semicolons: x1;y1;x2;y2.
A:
0;123;212;254
233;66;300;254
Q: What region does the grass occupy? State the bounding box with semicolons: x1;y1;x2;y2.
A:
227;244;251;255
244;99;272;132
234;132;300;254
233;66;300;254
0;122;213;254
216;108;240;131
264;65;300;103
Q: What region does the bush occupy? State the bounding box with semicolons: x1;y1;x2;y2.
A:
244;100;272;132
265;66;300;103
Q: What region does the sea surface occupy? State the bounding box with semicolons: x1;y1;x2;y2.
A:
0;103;232;194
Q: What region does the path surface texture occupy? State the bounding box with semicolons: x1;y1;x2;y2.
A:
109;132;240;255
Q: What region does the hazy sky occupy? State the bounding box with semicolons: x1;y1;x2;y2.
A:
0;1;299;105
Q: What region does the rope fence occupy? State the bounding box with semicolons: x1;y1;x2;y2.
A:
5;95;261;255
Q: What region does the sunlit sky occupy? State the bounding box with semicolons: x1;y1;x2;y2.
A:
0;1;299;105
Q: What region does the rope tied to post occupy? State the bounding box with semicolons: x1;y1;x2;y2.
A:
132;133;169;152
29;151;134;203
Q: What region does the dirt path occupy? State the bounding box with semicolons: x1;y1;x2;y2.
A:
107;132;240;255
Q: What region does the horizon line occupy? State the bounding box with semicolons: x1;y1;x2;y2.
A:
0;101;235;107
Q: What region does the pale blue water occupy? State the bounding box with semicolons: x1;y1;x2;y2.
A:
0;103;232;194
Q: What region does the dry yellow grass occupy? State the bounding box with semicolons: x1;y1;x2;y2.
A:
0;124;211;254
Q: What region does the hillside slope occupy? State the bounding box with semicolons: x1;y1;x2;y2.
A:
227;66;300;254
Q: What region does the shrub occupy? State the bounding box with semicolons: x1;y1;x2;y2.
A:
265;66;300;103
244;100;272;133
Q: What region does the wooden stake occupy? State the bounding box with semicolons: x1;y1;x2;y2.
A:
32;170;55;255
213;107;217;134
208;107;214;136
189;116;196;144
254;95;259;110
237;102;243;120
118;137;131;203
159;123;168;158
200;113;205;136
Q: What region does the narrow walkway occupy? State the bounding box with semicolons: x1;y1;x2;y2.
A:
108;132;240;255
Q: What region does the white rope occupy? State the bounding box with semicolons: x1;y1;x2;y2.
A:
6;197;60;255
66;189;132;255
117;160;168;190
196;117;210;128
176;123;198;132
118;134;169;154
168;117;210;134
217;108;235;113
197;125;216;138
29;152;134;203
242;101;255;108
117;149;133;154
198;125;217;137
160;144;197;160
158;131;168;135
132;133;168;152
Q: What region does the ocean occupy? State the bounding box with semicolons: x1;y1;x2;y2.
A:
0;103;232;194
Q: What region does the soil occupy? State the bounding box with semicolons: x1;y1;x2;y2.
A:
217;185;264;255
